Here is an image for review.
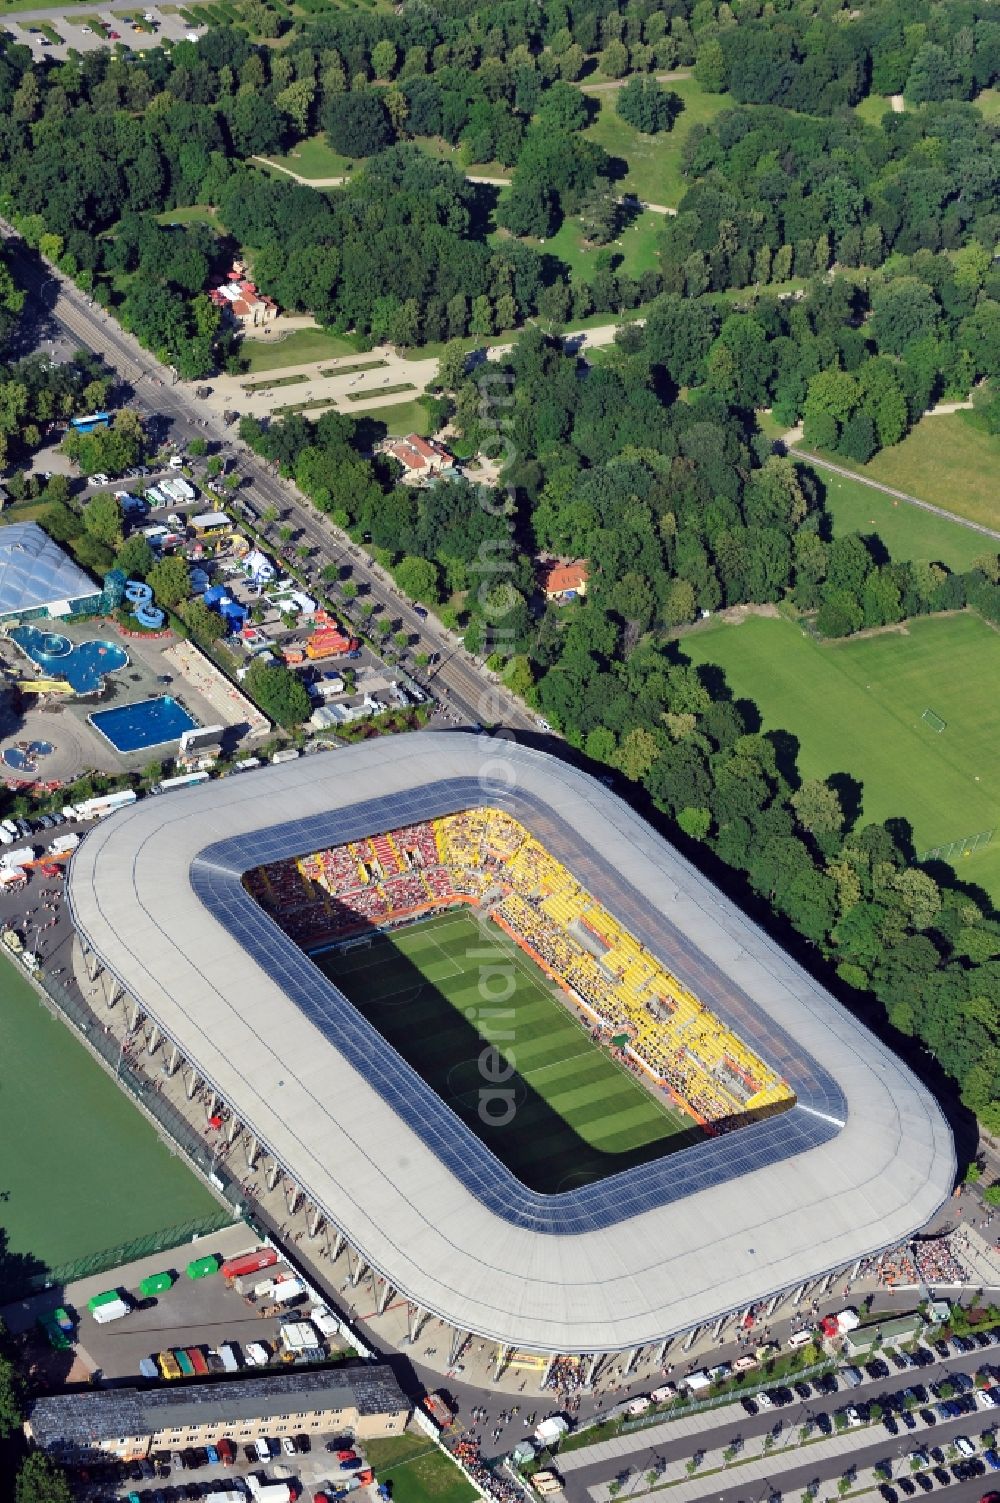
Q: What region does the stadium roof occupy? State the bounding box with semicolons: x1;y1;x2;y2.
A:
67;733;955;1355
0;522;100;615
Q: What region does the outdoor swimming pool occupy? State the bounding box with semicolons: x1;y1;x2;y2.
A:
89;697;197;754
9;626;128;695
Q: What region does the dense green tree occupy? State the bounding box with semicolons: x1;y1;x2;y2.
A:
245;659;312;727
322;89;393;156
148;554;191;609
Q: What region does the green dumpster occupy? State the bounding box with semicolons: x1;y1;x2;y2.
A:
139;1270;174;1298
185;1254;219;1280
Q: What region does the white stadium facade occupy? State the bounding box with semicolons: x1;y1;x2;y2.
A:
67;732;955;1374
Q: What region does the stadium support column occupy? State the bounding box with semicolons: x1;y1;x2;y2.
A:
376;1278;394;1315
350;1250;368;1287
82;942;100;984
308;1206;323;1240
227;1113;239;1144
654;1339;670;1366
821;1270;836;1295
449;1327;466;1366
185;1066;199;1100
205;1091;217;1119
166;1043;180;1077
287;1184;302;1216
585;1354;602;1387
712;1315;727;1339
540;1353;556;1390
146;1022;160;1055
622;1346;640;1376
246;1134;260;1169
682;1327;699;1351
851;1259;862;1280
494;1344;510;1381
129;997;142;1032
267;1159;281;1193
330;1229;346;1263
792;1282;807;1307
766;1290;783;1317
406;1303;428;1345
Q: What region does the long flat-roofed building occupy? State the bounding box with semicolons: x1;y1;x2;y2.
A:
67;733;955;1371
25;1366;410;1462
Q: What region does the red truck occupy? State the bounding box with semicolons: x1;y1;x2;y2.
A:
220;1248;278;1281
186;1347;209;1377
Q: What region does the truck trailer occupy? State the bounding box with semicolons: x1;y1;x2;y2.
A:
221;1248;278;1281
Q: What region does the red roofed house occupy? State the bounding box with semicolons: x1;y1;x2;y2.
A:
209;260;278;329
540;559;589;602
385;433;455;478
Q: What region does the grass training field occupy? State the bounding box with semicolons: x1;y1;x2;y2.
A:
807;464;992;572
363;1433;477;1503
797;413;1000;531
682;612;1000;900
0;959;222;1287
318;909;696;1192
582;78;726;207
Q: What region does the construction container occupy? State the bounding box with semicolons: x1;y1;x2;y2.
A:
186;1254;219;1280
139;1271;174;1297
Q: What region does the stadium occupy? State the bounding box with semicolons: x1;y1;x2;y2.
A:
67;732;955;1367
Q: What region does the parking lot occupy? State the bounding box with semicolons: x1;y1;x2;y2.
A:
78;1423;385;1503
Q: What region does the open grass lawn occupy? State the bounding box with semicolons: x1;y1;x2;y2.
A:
318;909;696;1192
797;414;1000;531
854;94;896;126
363;1434;477;1503
0;960;221;1284
519;207;661;283
350;396;433;438
582;78;726;207
412;136;511;182
807;464;992;572
239;327;363;372
155;204;220;229
682;612;1000;900
974;88;1000;123
261;134;353;180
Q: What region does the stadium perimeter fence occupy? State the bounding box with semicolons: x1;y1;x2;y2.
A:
7;965;247;1300
18;1213;237;1301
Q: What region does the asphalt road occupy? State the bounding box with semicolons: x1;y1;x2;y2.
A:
0;226;537;735
557;1346;1000;1503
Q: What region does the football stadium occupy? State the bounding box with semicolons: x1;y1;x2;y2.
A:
67;733;955;1362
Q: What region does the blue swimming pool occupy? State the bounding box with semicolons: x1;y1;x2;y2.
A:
89;697;197;753
10;626;128;694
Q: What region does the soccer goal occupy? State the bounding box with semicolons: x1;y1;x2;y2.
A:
921;708;947;733
921;830;994;862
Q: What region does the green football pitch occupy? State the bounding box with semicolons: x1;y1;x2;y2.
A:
0;957;224;1291
317;909;699;1192
682;611;1000;901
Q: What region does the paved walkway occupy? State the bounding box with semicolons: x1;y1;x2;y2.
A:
203;318;630;419
251;155;675;215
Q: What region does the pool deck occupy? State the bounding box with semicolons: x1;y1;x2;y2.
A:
0;621;269;785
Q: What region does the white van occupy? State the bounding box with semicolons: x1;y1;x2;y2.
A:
788;1331;813;1349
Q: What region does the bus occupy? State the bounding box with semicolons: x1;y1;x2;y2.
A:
69;411;112;433
75;788;138;821
152;771;211;795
